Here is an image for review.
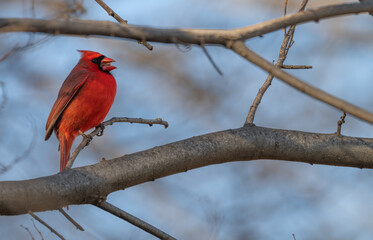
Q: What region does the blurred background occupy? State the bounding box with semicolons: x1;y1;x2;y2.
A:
1;0;373;239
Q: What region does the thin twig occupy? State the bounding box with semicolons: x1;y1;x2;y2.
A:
0;44;19;63
20;225;35;240
31;219;44;240
31;0;36;18
58;208;84;231
65;117;168;169
245;0;309;124
232;41;373;124
0;82;7;111
94;0;153;51
96;201;177;240
175;42;192;52
28;211;65;240
0;122;36;174
283;0;288;35
201;42;223;76
284;33;295;56
104;117;169;128
336;111;347;135
0;35;51;63
293;233;297;240
280;64;312;69
94;0;127;24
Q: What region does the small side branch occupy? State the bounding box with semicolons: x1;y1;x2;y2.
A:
0;45;19;63
28;211;65;240
65;117;168;169
20;225;35;240
280;64;312;69
0;35;51;63
94;0;127;24
94;0;153;51
96;201;176;240
336;112;347;135
244;0;309;124
31;219;44;240
104;117;169;128
58;208;84;231
201;42;223;76
0;82;7;111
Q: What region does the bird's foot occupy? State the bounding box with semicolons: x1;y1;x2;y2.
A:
96;123;105;137
78;130;93;146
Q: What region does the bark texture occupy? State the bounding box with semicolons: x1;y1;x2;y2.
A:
1;125;373;215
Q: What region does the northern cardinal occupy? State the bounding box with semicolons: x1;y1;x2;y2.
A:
45;50;117;172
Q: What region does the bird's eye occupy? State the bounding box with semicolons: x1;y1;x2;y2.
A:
91;58;99;64
91;55;105;65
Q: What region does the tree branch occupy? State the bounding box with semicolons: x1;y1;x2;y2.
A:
336;112;347;135
2;125;373;215
0;123;36;174
66;117;168;169
231;41;373;125
96;201;176;240
200;42;223;76
58;208;84;231
31;219;43;240
280;64;312;69
28;211;65;240
94;0;153;50
0;2;372;45
94;0;128;24
20;225;35;240
0;82;7;111
245;0;308;124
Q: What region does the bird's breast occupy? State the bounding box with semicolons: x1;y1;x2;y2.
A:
58;73;117;136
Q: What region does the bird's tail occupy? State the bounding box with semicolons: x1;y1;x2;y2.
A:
59;134;74;172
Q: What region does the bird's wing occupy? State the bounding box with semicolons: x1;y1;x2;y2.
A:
45;69;89;140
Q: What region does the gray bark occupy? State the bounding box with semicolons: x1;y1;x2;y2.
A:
1;125;373;215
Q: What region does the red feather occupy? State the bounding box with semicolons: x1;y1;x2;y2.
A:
45;50;117;171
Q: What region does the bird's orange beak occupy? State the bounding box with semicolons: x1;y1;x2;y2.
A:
101;57;116;72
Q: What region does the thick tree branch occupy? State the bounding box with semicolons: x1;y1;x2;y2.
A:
1;125;373;215
231;41;373;125
0;2;372;45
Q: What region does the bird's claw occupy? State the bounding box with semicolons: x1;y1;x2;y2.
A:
96;123;105;137
78;130;92;146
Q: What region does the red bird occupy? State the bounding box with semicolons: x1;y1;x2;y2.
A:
45;50;117;172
